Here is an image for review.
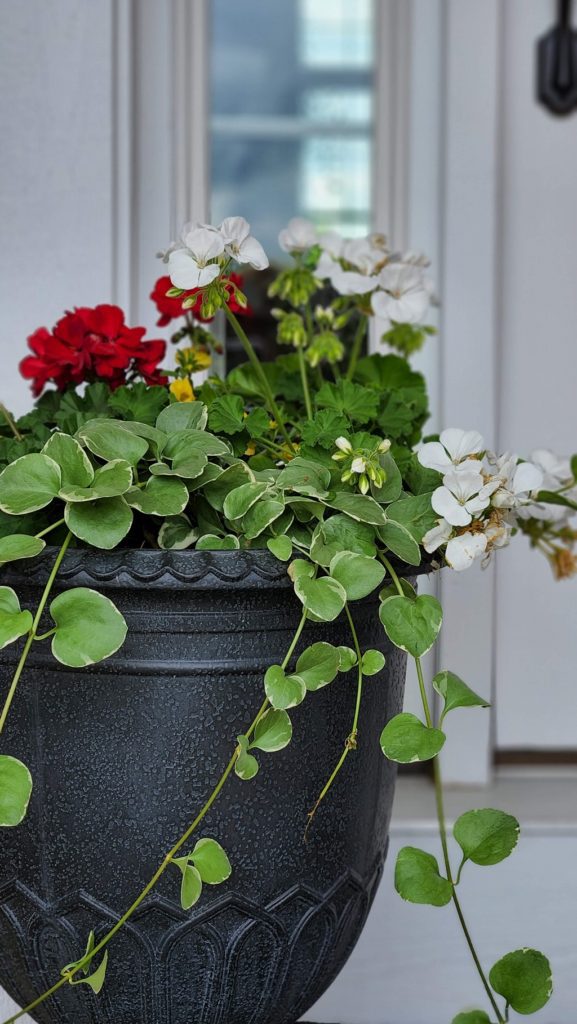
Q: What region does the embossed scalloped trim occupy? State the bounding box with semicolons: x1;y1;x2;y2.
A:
3;547;292;591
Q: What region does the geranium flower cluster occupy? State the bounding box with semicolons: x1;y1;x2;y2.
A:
278;216;434;329
20;305;167;396
161;217;268;292
418;428;577;575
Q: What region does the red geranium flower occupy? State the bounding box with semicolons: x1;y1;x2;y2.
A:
20;304;167;396
150;273;252;327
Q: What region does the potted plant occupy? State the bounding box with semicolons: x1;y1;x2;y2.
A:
0;216;575;1024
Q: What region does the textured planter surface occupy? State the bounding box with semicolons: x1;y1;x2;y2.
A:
0;549;409;1024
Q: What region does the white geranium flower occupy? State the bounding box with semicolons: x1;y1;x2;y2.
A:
422;518;452;553
432;468;497;527
318;230;344;259
330;267;380;295
341;236;386;275
488;454;543;510
219;217;269;270
371;263;431;324
278;216;318;254
445;531;488;571
418;428;485;474
167;226;225;289
517;449;577;522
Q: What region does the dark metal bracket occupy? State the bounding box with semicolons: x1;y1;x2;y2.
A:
537;0;577;115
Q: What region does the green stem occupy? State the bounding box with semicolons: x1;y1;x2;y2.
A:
0;609;308;1024
0;532;72;737
380;554;505;1024
224;307;295;452
297;346;313;421
305;604;364;837
0;403;22;441
345;315;367;381
35;518;66;540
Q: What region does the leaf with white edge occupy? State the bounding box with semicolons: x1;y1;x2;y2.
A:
50;588;127;667
264;665;307;709
433;670;490;723
395;846;452;907
338;646;358;672
195;534;240;550
287;558;316;581
59;459;133;502
361;650;385;676
0;587;33;650
294;574;346;621
0;755;33;826
241;498;285;539
385;491;438;542
379;594;443;658
158;515;198;550
454;809;520;868
276;458;331;497
329;550;386;600
163;429;230;459
295;642;341;691
379;578;417;602
203;462;253;511
489;949;553;1014
176;861;202;910
0;535;45;565
267;535;292;561
43;433;94;488
452;1011;492;1023
380;713;445;763
223;481;270;520
191;837;232;884
325;492;388;526
235;735;259;780
156;401;207;434
124;476;189;516
0;454;61;514
65;496;133;550
77;421;148;465
251;709;292;752
378;520;421;566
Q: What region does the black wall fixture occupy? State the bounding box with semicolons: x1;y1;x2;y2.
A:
537;0;577;115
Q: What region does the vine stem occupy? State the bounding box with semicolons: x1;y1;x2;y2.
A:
345;315;367;381
223;307;295;452
297;346;313;421
0;609;309;1024
380;556;505;1024
35;518;65;540
0;403;22;441
305;603;364;838
0;531;73;737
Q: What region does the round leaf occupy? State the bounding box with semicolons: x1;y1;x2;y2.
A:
0;453;61;514
195;534;240;550
454;808;520;867
77;421;149;465
0;586;33;649
452;1012;492;1024
191;837;232;884
156;401;207;434
379;594;443;658
251;709;292;752
240;498;285;540
223;481;270;520
380;712;446;763
65;496;133;549
124;476;189;516
60;460;133;501
395;846;452;906
489;949;552;1014
295;642;341;691
294;575;346;621
0;755;33;826
235;736;259;780
43;433;94;488
0;535;46;565
267;535;292;561
361;649;386;676
158;515;198;550
433;670;490;723
329;550;386;600
338;646;358;672
264;665;307;709
50;587;127;667
180;863;203;910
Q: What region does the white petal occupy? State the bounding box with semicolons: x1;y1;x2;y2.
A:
439;428;484;462
351;457;366;473
235;234;269;270
512;461;543;495
219;216;251;245
445;532;487;571
278;217;317;252
423;519;452;553
417;441;451;473
332;268;378;296
184;226;225;262
442;468;485;502
432;487;472;526
385;290;429;324
168;249;202;290
197;263;222;286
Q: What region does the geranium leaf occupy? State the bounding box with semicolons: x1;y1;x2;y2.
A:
42;433;94;488
379;594;442;657
294;574;346;621
264;665;307;709
489;949;553;1014
207;395;245;434
380;712;445;763
295;642;341;691
395;846;452;906
0;535;45;565
453;809;520;868
251;709;292;752
433;670;490;723
50;587;127;667
0;755;33;826
0;453;61;514
124;477;189;516
191;838;232;884
329;550;386;600
65;496;133;549
0;587;33;649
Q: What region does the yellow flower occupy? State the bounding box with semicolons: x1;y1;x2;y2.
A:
169;378;194;402
176;346;212;373
244;441;256;456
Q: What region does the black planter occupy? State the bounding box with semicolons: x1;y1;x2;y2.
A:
0;549;410;1024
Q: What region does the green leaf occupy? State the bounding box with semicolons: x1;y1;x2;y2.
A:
378;520;421;565
202;462;252;510
310;514;376;567
207;395;245;434
386;491;438;542
60;460;133;501
0;535;46;564
361;649;385;676
43;433;94;488
294;574;346;621
329;550;386;600
240;498;285;539
454;809;520;868
295;642;341;691
178;862;203;910
150;450;208;481
534;489;577;511
156;401;208;434
369;452;403;503
379;594;443;657
489;949;553;1014
380;712;445;763
338;646;358;672
251;709;292;752
223;481;270;520
195;534;240;550
65;496;133;549
326;492;388;526
451;1012;492;1024
158;515;198;550
108;382;169;425
235;734;259;780
191;837;232;884
300;409;349;449
62;931;109;992
276;458;331;497
395;846;452;906
163;429;230;459
316;379;379;424
0;755;33;826
0;587;33;649
77;420;149;465
267;535;292;561
244;407;270;438
288;558;316;581
50;587;127;667
433;670;490;723
124;476;189;516
0;453;61;514
264;664;307;709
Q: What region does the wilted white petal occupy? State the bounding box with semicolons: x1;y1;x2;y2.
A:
445;532;487;571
